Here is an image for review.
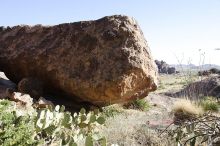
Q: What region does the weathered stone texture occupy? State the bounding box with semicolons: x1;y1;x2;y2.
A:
0;15;158;105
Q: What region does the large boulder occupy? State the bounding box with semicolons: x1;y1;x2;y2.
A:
0;15;158;106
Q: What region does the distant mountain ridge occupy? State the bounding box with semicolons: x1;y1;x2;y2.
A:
170;64;220;71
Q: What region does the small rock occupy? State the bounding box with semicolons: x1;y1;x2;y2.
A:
35;97;54;108
8;91;33;107
18;77;43;99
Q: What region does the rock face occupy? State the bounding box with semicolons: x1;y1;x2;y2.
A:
0;15;158;106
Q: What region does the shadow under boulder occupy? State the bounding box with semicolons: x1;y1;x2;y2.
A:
0;71;96;112
0;72;16;98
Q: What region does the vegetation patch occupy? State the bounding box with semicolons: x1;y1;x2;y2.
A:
101;104;123;118
172;99;203;124
0;99;106;146
200;96;219;112
0;100;39;146
124;98;150;111
164;113;220;146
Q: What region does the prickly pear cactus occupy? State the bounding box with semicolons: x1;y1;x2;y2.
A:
35;105;106;146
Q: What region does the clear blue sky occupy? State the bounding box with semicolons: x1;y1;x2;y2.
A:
1;0;220;65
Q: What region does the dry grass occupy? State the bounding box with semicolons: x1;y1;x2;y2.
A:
173;99;203;116
98;98;176;146
156;74;198;94
99;110;173;146
172;99;204;124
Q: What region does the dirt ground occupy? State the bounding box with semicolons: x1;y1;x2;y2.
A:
98;73;206;146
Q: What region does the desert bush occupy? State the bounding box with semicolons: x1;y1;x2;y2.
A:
198;68;220;76
164;113;220;146
134;125;174;146
210;68;220;74
0;99;106;146
101;105;122;118
124;98;150;111
200;96;219;112
198;70;211;76
172;99;203;124
0;100;39;146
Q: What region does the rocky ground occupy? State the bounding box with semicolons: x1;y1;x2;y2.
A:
98;74;186;146
99;72;220;146
0;70;180;145
98;94;176;146
1;70;219;146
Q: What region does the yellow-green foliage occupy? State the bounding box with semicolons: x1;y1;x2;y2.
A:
0;100;106;146
200;96;219;112
0;100;39;146
125;98;150;111
35;106;106;145
101;105;122;118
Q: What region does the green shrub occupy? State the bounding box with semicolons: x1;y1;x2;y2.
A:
101;105;122;118
209;68;220;74
133;99;150;111
0;100;39;146
200;97;219;112
0;100;107;146
166;113;220;146
35;106;106;145
124;98;150;111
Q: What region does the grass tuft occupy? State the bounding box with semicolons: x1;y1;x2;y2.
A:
101;104;123;118
172;99;203;124
200;96;219;112
124;98;150;111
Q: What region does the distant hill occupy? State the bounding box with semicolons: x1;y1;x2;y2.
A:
170;64;220;71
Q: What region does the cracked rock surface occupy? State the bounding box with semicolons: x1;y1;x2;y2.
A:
0;15;158;105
